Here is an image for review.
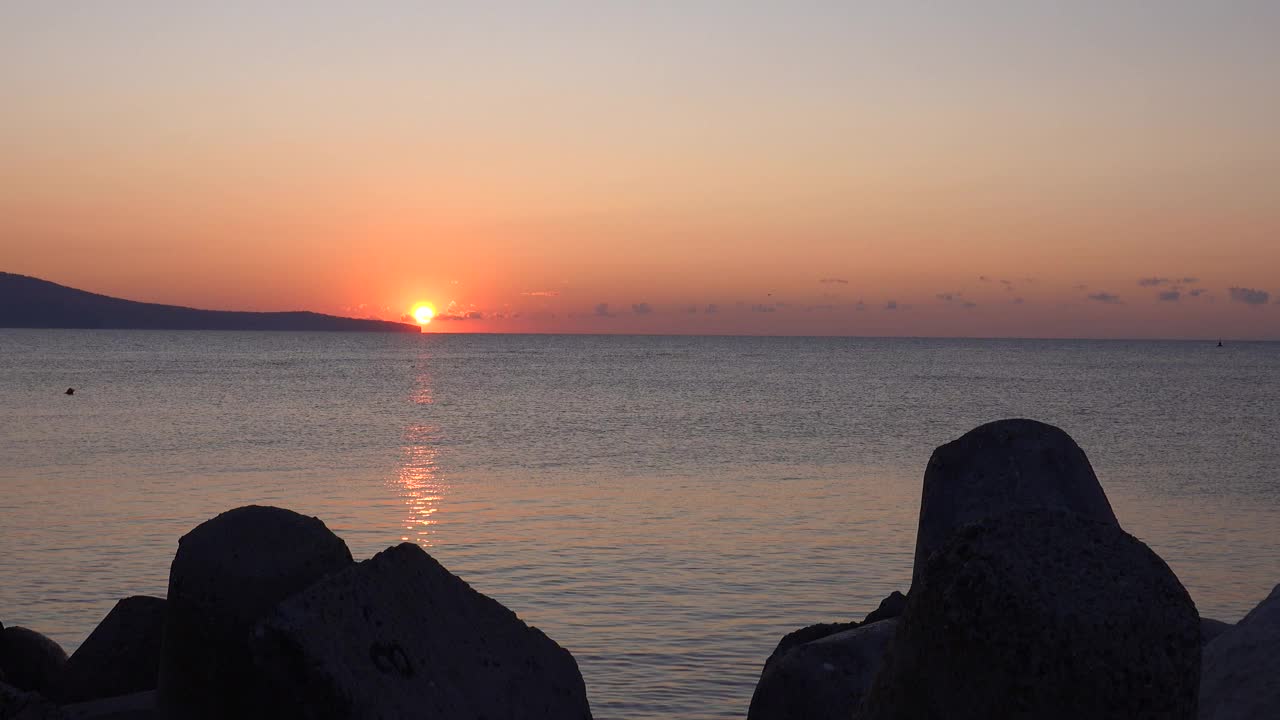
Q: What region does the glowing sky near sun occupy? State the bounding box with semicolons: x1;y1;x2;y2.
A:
2;2;1278;338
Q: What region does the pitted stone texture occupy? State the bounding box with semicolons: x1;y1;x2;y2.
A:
158;506;352;720
862;510;1199;720
912;419;1117;587
748;618;896;720
0;628;67;696
249;543;592;720
59;597;165;703
1200;584;1280;720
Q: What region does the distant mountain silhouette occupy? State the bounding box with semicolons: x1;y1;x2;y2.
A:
0;273;420;333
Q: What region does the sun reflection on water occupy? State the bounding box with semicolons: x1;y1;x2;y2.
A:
396;433;445;546
395;363;446;546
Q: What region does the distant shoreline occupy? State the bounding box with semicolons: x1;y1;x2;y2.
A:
0;273;420;334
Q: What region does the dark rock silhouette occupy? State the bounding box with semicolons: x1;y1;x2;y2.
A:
1;679;62;719
748;618;897;720
860;591;906;626
911;418;1117;588
762;621;860;671
64;388;74;396
748;591;905;720
1200;584;1280;720
0;627;68;696
757;591;906;675
58;597;165;703
860;509;1200;720
157;506;353;720
1200;617;1233;647
61;689;156;719
249;542;593;720
0;273;419;333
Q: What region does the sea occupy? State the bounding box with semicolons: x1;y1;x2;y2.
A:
1;330;1278;718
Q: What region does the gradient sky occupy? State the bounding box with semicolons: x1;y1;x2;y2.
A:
3;2;1278;338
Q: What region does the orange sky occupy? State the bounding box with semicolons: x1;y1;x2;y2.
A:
2;3;1278;338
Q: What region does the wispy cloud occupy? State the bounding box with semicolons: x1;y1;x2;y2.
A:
1229;287;1270;306
750;303;777;313
434;310;483;321
522;290;560;297
884;300;898;311
594;302;614;317
1087;292;1122;304
819;277;849;285
1140;276;1198;289
704;303;719;314
1158;290;1181;302
631;302;653;315
433;301;486;321
937;291;977;308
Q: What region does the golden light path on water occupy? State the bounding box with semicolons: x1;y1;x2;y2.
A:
394;366;446;546
397;438;444;545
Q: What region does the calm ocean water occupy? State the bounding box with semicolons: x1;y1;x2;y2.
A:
1;330;1278;718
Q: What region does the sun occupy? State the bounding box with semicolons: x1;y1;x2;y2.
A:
412;304;435;325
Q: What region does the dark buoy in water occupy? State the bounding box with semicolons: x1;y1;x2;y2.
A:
1217;339;1223;347
65;387;75;395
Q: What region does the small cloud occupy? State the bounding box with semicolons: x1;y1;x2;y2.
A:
435;310;484;321
1088;292;1122;304
1229;287;1270;306
594;302;614;317
704;303;719;314
1138;277;1170;287
433;301;485;321
750;303;777;313
1158;290;1181;302
1180;277;1199;284
884;300;898;311
1073;283;1089;290
522;290;560;297
631;302;653;315
819;277;849;285
684;305;698;314
1000;279;1014;291
1012;297;1025;305
979;276;990;282
937;292;975;308
1188;288;1207;298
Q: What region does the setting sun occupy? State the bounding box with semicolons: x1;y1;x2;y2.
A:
412;304;435;325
